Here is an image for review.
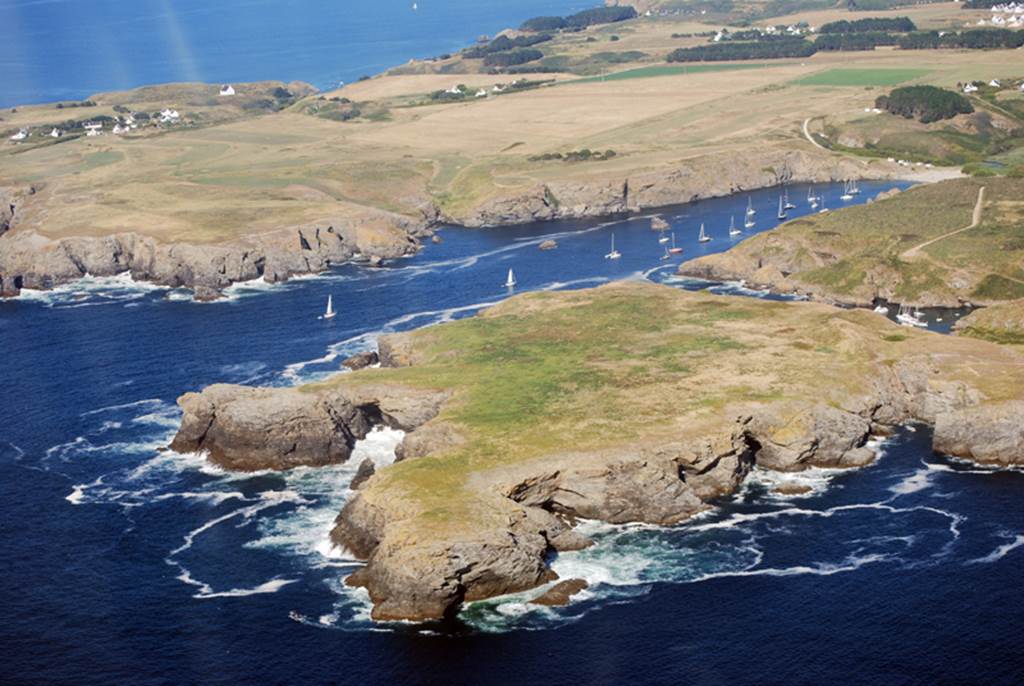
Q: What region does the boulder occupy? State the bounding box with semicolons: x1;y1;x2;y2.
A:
539;239;558;250
342;351;379;370
349;458;376;490
530;579;589;606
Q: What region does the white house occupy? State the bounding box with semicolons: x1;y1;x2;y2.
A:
113;123;130;135
50;128;62;138
474;88;487;98
963;83;979;93
84;121;103;136
86;127;103;137
10;128;28;141
989;79;1001;87
444;85;463;95
159;108;180;123
219;84;235;96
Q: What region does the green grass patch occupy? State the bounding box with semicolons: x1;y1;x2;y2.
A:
571;63;773;84
971;274;1024;301
793;68;929;87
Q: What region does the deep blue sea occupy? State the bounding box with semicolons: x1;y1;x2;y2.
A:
0;0;586;107
3;182;1023;685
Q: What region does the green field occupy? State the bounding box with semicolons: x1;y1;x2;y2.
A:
793;68;930;87
572;62;777;83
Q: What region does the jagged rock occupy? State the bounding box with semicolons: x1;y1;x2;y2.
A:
377;332;418;367
342;351;379;370
751;405;873;471
431;235;442;244
350;459;376;490
169;382;446;471
530;579;589;606
539;239;558;250
933;400;1024;466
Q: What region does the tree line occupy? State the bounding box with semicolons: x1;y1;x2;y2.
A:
819;16;915;33
520;6;637;32
875;85;974;124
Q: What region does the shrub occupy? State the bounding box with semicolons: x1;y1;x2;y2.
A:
875;85;973;123
483;48;544;68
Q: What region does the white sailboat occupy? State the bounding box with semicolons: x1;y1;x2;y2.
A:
808;185;819;209
323;294;336;320
746;196;756;217
505;268;516;288
744;213;755;229
658;234;670;244
783;189;796;210
729;215;741;237
660;246;671;261
698;223;711;243
605;233;621;260
668;232;683;254
849;179;860;195
777;196;787;220
896;304;927;328
840;180;853;201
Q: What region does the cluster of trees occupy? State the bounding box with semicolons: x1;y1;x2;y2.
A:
814;31;900;50
463;33;552;58
529;149;617;162
961;0;1005;8
819;16;915;33
667;37;816;61
875;85;974;123
520;6;636;32
55;100;97;110
483;48;544;67
899;29;1024;50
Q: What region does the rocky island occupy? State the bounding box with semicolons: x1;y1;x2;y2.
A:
170;282;1024;620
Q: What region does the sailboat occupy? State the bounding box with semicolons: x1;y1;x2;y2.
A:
668;232;684;254
783;189;796;210
698;223;711;243
504;268;516;288
849;179;860;195
777;196;787;220
818;196;829;213
808;185;819;209
840;180;853;201
605;233;621;260
323;294;336;320
729;215;741;237
896;304;926;328
746;196;756;217
658;233;670;244
660;246;671;261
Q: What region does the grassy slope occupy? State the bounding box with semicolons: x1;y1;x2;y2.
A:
307;282;1023;530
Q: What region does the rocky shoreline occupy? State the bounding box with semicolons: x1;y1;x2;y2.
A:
1;151;945;300
167;286;1024;622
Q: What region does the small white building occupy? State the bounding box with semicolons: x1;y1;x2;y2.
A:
159;108;180;123
84;121;103;136
963;83;979;93
10;128;28;141
474;88;487;98
113;123;130;135
445;85;462;95
989;79;1001;87
50;128;62;138
219;84;235;96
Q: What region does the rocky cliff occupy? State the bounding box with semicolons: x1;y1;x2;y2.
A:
0;197;430;300
168;284;1024;621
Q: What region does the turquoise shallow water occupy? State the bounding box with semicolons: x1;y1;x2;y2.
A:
0;0;584;106
3;182;1024;684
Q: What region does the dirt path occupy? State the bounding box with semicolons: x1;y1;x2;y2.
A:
802;118;826;150
902;186;985;260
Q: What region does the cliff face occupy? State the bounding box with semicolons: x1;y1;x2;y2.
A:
446;150;899;228
0;199;429;300
168;284;1024;622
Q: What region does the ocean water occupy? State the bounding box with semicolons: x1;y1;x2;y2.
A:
3;182;1023;685
0;0;585;107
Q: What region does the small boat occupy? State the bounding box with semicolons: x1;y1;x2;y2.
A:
808;185;818;209
698;223;711;243
323;294;336;320
840;180;853;201
783;189;796;210
818;197;828;214
873;305;889;314
660;246;671;261
658;234;670;244
744;215;755;229
505;268;516;288
605;234;621;260
729;215;741;237
669;232;684;254
777;196;787;221
746;196;756;217
896;304;927;328
849;179;860;196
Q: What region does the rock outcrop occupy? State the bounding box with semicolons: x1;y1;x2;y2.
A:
169;382;447;471
0;208;427;299
530;579;589;607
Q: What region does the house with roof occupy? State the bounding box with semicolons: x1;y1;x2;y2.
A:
9;129;28;141
219;84;235;96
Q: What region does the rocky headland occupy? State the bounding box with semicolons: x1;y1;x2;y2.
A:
169;282;1024;621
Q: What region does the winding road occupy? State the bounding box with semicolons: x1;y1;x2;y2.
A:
803;117;826;150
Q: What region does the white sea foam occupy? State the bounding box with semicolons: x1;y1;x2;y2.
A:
966;534;1024;565
17;272;166;307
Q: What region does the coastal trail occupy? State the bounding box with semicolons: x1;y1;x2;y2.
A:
901;186;985;260
803;118;826;151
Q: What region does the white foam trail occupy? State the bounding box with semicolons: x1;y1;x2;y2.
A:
965;534;1024;565
743;465;847;499
81;398;164;417
889;468;934;496
16;272;166;306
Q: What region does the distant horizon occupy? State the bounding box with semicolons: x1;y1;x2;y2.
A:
0;0;585;108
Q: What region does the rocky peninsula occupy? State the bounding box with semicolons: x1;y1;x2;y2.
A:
169;282;1024;620
678;177;1024;310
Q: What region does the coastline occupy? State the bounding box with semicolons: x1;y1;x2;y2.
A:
0;151;956;301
